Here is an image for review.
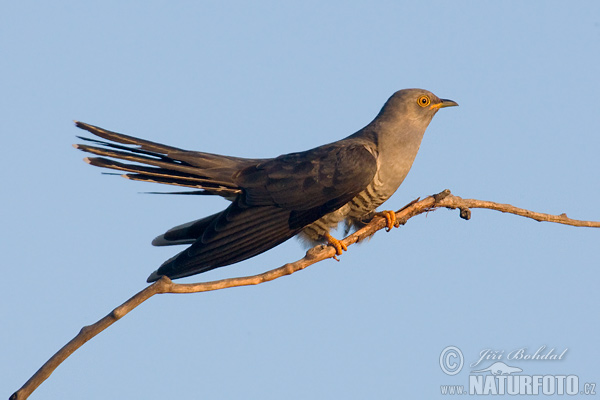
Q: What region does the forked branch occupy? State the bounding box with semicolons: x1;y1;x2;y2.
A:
10;189;599;400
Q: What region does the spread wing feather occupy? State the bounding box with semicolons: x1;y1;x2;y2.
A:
149;142;378;281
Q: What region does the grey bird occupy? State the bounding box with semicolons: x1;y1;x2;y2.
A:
74;88;457;282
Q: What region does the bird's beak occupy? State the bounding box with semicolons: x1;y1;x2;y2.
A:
430;98;459;110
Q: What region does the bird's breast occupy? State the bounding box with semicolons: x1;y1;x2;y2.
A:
299;171;394;243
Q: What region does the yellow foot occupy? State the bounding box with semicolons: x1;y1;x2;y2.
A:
377;210;397;232
324;232;347;260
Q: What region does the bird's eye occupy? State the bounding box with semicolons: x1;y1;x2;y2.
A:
417;95;431;107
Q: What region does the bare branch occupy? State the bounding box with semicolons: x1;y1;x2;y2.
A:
10;190;599;399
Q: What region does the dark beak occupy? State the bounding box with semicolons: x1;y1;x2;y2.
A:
429;98;458;110
439;98;459;108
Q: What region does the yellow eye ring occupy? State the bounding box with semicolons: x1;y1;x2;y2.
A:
417;95;431;107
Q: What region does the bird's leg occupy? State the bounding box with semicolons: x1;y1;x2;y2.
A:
323;232;347;258
376;210;398;231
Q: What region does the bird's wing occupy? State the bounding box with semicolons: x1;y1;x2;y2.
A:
238;141;378;209
148;141;378;280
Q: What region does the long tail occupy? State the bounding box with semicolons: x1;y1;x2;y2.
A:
74;122;301;281
73;121;258;197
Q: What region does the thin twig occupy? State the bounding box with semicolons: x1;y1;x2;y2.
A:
10;189;599;399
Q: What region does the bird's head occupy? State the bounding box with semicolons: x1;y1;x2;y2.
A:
377;88;458;126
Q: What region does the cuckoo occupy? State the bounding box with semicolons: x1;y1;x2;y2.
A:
74;88;458;282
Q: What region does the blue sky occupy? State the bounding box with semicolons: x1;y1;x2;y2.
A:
3;2;599;399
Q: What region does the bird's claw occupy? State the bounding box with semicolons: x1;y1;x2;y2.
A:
378;210;397;231
324;232;347;258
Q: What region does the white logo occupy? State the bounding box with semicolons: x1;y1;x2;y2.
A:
438;345;597;396
439;346;463;376
471;361;522;375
